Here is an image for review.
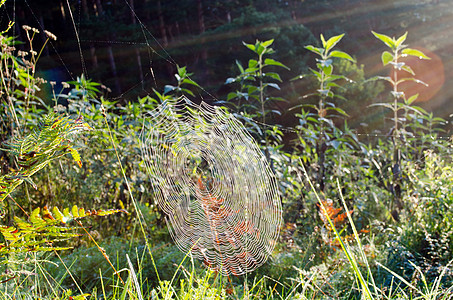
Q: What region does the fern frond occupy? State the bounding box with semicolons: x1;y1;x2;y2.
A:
0;205;126;255
0;113;92;201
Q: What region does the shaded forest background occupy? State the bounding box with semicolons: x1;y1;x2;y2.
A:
2;0;452;135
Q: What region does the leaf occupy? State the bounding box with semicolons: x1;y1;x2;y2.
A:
397;78;428;86
325;34;345;52
381;51;393;66
372;31;396;49
406;94;419;105
182;78;201;88
401;65;415;75
264;58;289;69
310;68;322;79
242;41;255;52
401;48;431;60
366;76;394;85
326;107;349;117
248;59;258;68
320;34;327;48
235;60;244;74
266;83;281;90
329;50;355;62
323;65;333;76
261;39;274;48
305;45;323;56
369;102;396;111
227;92;237;101
395;32;408;47
69;148;82;168
265;72;282;82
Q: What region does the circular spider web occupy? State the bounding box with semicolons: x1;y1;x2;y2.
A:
140;97;282;275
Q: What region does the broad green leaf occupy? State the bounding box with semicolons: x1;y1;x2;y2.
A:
325;82;341;89
256;44;265;55
329;50;355;62
305;45;323;56
247;86;258;94
264;58;289;69
401;48;431;60
243;42;255;52
326;107;349;116
177;65;187;77
406;94;419;105
266;83;280;90
401;65;415;75
181;88;195;97
395;32;408;47
325;34;345;52
310;68;322;79
182;78;201;88
265;72;282;82
381;51;393;66
248;59;258;68
227;92;238;101
372;31;396;49
261;39;274;48
323;65;333;76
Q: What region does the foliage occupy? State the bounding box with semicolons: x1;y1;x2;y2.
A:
293;33;359;193
372;31;435;218
1;9;453;298
225;39;288;145
0;114;91;201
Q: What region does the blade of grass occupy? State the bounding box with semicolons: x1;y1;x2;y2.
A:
298;161;373;299
336;179;378;293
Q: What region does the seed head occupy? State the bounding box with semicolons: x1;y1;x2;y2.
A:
44;30;57;41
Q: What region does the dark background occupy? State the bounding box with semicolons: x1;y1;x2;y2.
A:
2;0;452;134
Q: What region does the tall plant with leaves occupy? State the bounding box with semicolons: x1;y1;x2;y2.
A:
294;33;356;191
225;39;289;153
372;31;431;217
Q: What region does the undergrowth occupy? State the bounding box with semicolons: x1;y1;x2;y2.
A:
0;2;452;298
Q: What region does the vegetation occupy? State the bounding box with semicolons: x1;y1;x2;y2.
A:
1;0;453;299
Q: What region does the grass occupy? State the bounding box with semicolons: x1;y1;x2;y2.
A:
2;163;452;299
1;98;451;299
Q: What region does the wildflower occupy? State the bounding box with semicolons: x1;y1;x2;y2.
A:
62;82;70;89
44;30;57;41
22;25;31;31
31;27;39;34
30;50;37;56
49;81;56;87
18;50;28;57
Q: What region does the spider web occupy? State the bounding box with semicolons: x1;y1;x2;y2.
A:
140;97;282;275
5;0;285;276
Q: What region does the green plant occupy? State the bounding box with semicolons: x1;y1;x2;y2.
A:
293;33;357;191
226;39;288;151
371;31;431;217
